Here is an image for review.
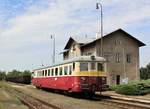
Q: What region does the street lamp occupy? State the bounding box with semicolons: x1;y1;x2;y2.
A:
51;35;55;63
96;2;103;57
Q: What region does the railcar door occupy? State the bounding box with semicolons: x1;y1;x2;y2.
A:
97;63;104;91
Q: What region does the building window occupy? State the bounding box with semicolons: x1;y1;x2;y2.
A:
59;67;63;75
91;62;96;70
80;62;88;71
115;39;121;45
116;53;120;63
126;54;131;63
64;66;68;75
97;63;103;71
72;44;76;51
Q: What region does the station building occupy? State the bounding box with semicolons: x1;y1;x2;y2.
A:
62;29;145;85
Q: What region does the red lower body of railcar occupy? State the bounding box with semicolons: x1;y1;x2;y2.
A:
32;76;107;93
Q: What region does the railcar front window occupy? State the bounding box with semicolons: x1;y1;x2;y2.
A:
80;62;88;71
98;63;104;71
91;62;96;70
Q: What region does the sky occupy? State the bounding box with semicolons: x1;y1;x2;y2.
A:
0;0;150;71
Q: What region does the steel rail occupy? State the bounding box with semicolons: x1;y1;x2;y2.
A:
98;95;150;109
5;88;61;109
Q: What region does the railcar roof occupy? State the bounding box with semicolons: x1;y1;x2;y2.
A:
33;56;105;71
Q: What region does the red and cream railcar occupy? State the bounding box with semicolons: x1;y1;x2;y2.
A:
32;56;108;94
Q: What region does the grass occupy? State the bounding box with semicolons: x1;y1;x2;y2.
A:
0;81;11;88
0;103;4;109
0;81;29;109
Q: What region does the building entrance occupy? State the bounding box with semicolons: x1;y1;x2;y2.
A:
116;75;120;85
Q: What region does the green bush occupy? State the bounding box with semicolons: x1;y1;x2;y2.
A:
109;85;118;91
141;88;150;94
109;79;150;95
115;84;146;95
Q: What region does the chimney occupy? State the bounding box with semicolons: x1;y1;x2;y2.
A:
96;32;100;39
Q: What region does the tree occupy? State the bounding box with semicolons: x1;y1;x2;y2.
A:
140;63;150;80
0;71;6;80
6;69;22;78
6;70;31;78
22;70;31;76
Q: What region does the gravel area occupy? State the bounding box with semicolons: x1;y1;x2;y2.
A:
11;84;122;109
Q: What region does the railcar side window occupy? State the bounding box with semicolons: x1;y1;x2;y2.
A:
98;63;103;71
42;70;44;76
55;68;58;76
73;62;75;71
91;62;96;70
69;65;72;75
36;72;38;77
48;69;50;76
38;71;40;77
64;66;68;75
51;69;54;76
59;67;63;75
80;62;88;71
45;70;47;76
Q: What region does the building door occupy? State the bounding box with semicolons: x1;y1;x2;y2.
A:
116;75;120;85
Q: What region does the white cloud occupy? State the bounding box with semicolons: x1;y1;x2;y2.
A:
103;0;150;31
0;0;150;71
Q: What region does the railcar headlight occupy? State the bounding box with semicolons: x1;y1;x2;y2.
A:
81;77;86;81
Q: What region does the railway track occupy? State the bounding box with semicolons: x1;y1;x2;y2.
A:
7;83;150;109
5;88;62;109
99;95;150;109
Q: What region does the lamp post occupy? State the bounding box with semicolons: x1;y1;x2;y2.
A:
96;2;103;57
51;35;55;63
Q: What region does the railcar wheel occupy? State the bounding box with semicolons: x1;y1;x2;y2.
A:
89;92;95;97
91;84;96;92
36;86;40;89
36;85;42;89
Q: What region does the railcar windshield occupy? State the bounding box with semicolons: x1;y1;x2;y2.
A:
80;62;104;72
80;62;88;71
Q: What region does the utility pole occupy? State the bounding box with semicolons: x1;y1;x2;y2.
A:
96;2;103;57
51;35;55;63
